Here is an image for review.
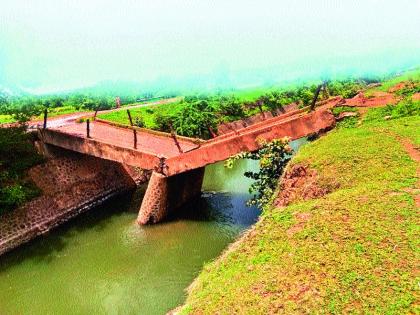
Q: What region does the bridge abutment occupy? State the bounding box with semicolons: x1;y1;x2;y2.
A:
137;167;205;224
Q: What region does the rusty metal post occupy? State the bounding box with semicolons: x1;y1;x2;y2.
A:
43;109;48;129
208;125;217;138
127;109;134;126
169;122;183;153
133;129;137;149
86;119;90;138
126;109;137;149
94;106;99;118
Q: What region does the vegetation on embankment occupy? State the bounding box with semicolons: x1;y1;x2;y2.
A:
179;101;419;313
0;88;176;124
365;68;420;96
98;79;368;139
0;127;43;214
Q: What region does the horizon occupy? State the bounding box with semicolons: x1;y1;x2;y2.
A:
1;0;420;95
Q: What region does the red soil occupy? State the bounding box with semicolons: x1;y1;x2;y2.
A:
343;92;397;108
275;164;337;207
388;82;407;93
412;93;420;101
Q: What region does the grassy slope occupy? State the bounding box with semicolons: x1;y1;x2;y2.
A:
180;114;419;314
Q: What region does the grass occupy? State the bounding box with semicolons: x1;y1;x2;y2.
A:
2;100;163;125
234;87;272;102
1;106;82;124
0;114;14;124
97;107;152;127
96;105;172;129
179;108;419;314
37;105;80;119
331;105;358;116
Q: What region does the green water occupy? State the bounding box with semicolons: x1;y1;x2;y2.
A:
0;159;261;315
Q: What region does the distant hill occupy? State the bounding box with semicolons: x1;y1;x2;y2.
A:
0;85;29;98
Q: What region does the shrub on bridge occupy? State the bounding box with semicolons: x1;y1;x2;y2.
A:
172;100;217;139
225;137;292;209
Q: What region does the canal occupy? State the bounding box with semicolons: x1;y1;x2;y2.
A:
0;159;260;314
0;138;306;314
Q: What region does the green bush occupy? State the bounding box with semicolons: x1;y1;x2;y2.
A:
327;80;366;99
364;99;420;123
0;127;44;214
134;116;145;128
225;138;292;209
331;106;358;117
0;183;40;215
336;116;359;129
392;99;420;118
172;100;217;139
216;95;245;120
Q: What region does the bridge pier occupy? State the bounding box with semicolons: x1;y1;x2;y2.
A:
137;167;205;224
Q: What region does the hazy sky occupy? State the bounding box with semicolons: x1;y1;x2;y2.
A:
1;0;420;93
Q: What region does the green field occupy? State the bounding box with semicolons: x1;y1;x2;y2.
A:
96;106;160;129
0;114;14;124
180;104;420;314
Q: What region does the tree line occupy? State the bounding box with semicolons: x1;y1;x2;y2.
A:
142;79;369;139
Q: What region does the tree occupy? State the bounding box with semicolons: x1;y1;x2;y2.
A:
7;101;44;123
217;95;245;118
257;91;286;115
172;100;217;139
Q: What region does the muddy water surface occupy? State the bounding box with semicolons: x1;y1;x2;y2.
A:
0;159;260;315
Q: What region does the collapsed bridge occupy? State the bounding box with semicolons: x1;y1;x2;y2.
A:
37;100;338;224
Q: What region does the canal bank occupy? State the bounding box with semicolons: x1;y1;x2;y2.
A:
178;113;419;314
0;147;148;256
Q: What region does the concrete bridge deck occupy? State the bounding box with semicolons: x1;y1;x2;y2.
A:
38;101;338;177
56;121;200;158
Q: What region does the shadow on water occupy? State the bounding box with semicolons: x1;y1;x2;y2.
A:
0;184;256;273
167;192;259;226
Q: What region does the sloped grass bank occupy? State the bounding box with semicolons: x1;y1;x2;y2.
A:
179;115;419;314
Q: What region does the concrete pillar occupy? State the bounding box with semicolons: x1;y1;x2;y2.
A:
137;167;205;224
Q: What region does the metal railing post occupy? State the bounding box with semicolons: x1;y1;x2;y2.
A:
126;109;137;149
43;109;48;129
86;119;90;138
169;122;183;153
133;129;137;149
127;109;134;126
